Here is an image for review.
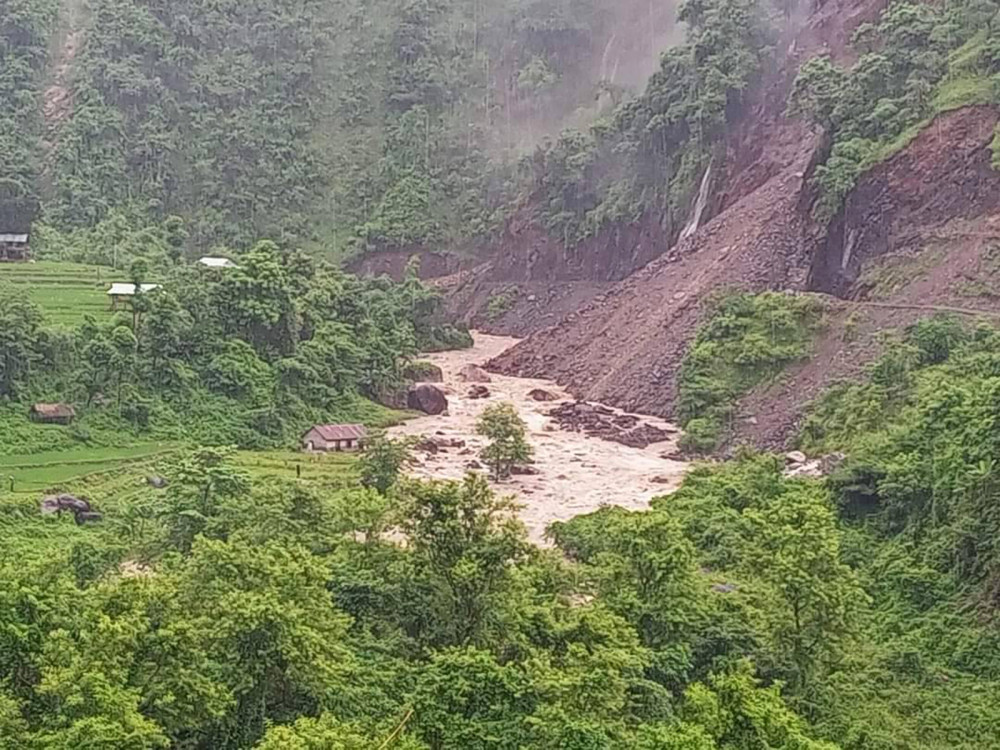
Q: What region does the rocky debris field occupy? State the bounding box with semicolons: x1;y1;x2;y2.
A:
547;401;677;448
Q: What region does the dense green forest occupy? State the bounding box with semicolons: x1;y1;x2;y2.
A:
3;0;1000;747
5;0;999;254
0;248;470;454
2;0;683;255
5;313;1000;746
2;0;807;257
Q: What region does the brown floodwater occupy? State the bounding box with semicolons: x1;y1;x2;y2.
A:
390;333;690;544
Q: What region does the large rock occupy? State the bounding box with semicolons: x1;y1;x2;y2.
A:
527;388;560;402
404;361;444;383
407;384;449;415
458;364;492;383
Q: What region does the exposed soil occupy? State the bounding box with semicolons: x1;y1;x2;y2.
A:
488;142;819;417
733;106;1000;449
479;0;890;410
389;333;689;544
43;0;86;140
480;13;1000;450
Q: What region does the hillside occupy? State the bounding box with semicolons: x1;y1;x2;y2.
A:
2;0;683;256
483;0;1000;450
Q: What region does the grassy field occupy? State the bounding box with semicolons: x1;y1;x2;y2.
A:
0;443;357;495
0;260;113;326
0;443;183;493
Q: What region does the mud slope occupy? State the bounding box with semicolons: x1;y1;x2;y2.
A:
736;105;1000;449
489;0;999;427
489;144;817;416
443;0;888;337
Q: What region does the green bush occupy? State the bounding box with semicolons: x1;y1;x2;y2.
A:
676;292;826;452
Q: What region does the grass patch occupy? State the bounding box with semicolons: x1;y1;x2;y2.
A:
677;292;827;453
233;449;358;486
486;287;519;321
0;260;113;326
0;443;182;493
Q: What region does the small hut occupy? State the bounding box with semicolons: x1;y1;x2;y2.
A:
30;403;76;425
107;283;160;311
0;233;29;262
302;424;367;453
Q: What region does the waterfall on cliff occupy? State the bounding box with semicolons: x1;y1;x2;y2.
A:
680;161;713;240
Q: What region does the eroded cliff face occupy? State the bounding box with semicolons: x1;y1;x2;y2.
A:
810;106;1000;298
479;0;1000;446
439;0;890;336
490;101;1000;440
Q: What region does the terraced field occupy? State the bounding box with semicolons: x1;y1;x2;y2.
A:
0;444;356;496
0;443;182;493
0;260;112;325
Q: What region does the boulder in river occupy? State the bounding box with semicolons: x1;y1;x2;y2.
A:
458;364;492;383
467;384;491;400
404;361;444;383
527;388;560;402
407;384;449;415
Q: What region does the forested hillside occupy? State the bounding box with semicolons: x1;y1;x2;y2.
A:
2;0;681;255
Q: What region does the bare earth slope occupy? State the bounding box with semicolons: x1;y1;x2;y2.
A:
737;105;1000;448
486;0;1000;441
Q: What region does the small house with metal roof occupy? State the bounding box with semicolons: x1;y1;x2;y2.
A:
107;283;160;310
302;424;368;453
30;403;76;425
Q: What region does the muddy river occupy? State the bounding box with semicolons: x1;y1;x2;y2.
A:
390;333;690;544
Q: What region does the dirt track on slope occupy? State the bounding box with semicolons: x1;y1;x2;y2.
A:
390;334;689;544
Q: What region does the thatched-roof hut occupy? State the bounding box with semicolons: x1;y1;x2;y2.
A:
30;403;76;425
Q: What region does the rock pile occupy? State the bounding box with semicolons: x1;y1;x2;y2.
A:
548;401;674;448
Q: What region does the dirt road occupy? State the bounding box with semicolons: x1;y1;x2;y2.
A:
390;333;690;544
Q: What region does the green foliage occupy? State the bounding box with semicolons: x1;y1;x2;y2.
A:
485;287;518;321
476;402;533;479
0;0;59;204
358;434;415;495
521;0;779;245
790;0;1000;218
0;283;45;399
677;292;826;452
0;244;469;452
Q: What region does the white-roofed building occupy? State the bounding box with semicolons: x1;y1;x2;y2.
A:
107;283;161;310
198;256;238;269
